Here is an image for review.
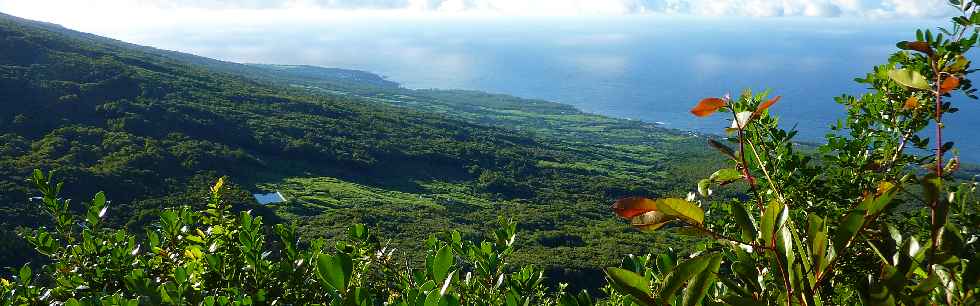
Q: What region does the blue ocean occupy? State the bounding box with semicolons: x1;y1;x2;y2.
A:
129;16;980;161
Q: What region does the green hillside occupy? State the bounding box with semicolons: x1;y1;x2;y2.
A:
0;11;717;287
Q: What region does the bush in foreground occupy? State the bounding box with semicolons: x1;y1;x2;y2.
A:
3;170;589;305
604;1;980;305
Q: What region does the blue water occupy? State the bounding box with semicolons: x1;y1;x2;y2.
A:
114;16;980;161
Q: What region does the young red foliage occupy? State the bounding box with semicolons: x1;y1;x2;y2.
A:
940;76;960;94
611;197;659;218
754;96;781;116
691;98;726;117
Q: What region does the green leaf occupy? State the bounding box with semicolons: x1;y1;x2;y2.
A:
731;203;757;242
807;215;832;275
424;289;442;306
697;179;711;197
717;275;754;299
709;168;742;185
761;201;786;246
775;224;795;274
682;253;723;306
948;55;969;72
864;182;898;216
31;169;45;190
657;252;677;276
174;267;188;284
834;182;899;252
506;292;519;306
85;191;107;227
864;279;898;306
605;268;656;306
443;295;460;306
888;69;930;90
834;210;866;250
348;223;368;240
317;253;353;292
18;265;31;283
558;294;581;306
722;295;767;306
660;253;715;302
185;235;204;244
910;274;941;301
432;245;454;282
658;198;704;225
707;139;736;160
921;174;942;205
93;191;106;210
963;257;979;291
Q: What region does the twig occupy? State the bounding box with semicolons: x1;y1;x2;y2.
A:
744;136;788;205
689;224;773;252
729;106;767;214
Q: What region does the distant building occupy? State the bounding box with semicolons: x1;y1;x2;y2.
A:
253;191;287;205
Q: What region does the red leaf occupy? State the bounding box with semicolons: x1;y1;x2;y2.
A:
754;96;781;116
902;41;934;56
940;76;960;94
611;197;659;218
690;98;726;117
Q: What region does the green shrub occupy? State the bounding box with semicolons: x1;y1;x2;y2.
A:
1;170;584;305
604;1;980;305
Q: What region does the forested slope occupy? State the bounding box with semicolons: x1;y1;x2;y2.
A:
0;12;718;287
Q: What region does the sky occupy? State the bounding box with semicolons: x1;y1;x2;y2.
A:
0;1;958;54
0;0;958;23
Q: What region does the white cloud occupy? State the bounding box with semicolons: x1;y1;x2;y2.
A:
0;0;959;19
0;0;958;49
877;0;953;18
668;0;951;17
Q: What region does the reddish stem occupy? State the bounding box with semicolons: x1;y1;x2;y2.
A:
935;72;944;178
929;62;945;273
